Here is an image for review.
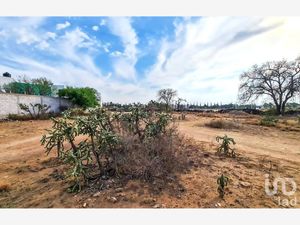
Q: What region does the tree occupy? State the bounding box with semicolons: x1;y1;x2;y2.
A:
32;77;53;96
175;97;186;111
157;88;177;111
58;87;100;109
238;58;300;115
32;77;53;86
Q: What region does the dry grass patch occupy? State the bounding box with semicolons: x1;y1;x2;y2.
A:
204;119;240;130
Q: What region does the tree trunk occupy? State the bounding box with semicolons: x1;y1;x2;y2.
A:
281;102;286;116
275;104;281;115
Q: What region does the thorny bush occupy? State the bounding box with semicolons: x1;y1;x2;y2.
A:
41;105;186;192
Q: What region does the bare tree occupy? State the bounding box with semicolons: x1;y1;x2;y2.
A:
157;88;177;111
239;58;300;115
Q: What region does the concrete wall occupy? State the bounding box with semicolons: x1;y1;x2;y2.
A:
0;93;72;118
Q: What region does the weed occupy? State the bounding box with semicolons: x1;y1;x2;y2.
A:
217;174;229;198
216;135;236;157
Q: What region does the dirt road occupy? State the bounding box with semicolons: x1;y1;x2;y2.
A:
178;116;300;163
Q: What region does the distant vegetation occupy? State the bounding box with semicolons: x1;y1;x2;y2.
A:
58;87;99;109
3;76;54;96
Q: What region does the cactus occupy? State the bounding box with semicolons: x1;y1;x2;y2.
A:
217;174;229;198
216;135;236;157
41;105;173;192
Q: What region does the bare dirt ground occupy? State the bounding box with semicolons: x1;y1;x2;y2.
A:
0;113;299;208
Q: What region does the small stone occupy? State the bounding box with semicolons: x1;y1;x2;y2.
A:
215;202;221;207
116;193;126;197
142;197;156;204
115;187;123;193
101;175;109;180
240;181;251;188
178;186;186;192
93;192;101;197
83;202;87;208
235;199;242;204
107;196;118;203
153;203;162;208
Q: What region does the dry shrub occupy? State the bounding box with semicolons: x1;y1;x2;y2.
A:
8;112;59;121
228;110;249;116
198;112;221;118
205;119;240;129
117;126;187;182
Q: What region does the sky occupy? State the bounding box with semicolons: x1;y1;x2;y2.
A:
0;16;300;104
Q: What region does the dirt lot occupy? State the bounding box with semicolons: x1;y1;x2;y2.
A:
0;113;299;208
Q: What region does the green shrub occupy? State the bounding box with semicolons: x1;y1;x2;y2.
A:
260;116;278;127
262;108;277;116
58;87;99;109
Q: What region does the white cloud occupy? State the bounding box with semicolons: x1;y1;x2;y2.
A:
55;27;102;76
110;51;123;57
0;29;6;37
56;21;71;30
100;19;106;26
36;41;50;50
145;17;300;104
102;43;110;53
45;32;56;40
107;17;138;80
0;18;55;50
15;28;40;45
92;25;99;31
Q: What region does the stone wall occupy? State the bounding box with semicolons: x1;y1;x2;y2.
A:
0;93;72;118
